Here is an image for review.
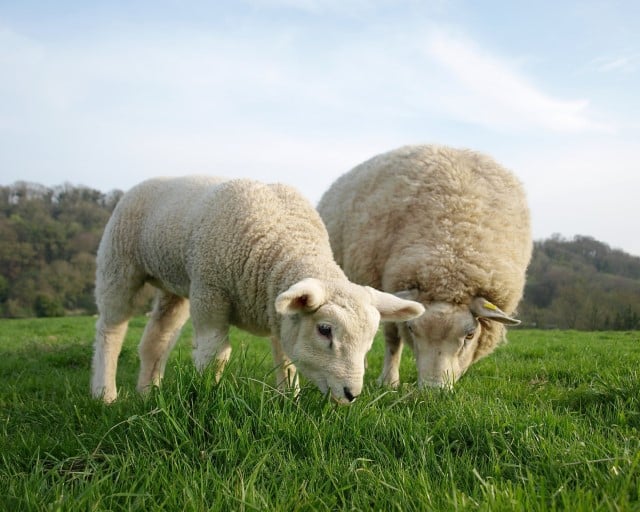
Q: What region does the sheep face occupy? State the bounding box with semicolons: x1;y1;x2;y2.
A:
397;297;519;389
276;278;425;403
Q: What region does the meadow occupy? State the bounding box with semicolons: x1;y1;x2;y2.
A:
0;316;638;511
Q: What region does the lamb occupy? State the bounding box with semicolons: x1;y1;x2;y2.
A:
91;176;424;404
317;145;532;389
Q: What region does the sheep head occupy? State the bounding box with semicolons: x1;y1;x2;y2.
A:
391;294;519;389
275;278;424;403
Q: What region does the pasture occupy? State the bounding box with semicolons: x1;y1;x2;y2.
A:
1;316;639;511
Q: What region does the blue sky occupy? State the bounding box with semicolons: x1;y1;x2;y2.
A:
1;0;639;255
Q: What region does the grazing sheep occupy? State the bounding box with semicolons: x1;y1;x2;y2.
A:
317;145;532;389
91;176;424;404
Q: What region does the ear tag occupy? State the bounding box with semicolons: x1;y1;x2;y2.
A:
483;302;498;311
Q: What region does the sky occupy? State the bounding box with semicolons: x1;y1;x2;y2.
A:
1;0;638;255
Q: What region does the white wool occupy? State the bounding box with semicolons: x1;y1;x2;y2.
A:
318;145;532;388
91;176;424;403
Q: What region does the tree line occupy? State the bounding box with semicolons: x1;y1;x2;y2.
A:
1;182;639;330
0;182;122;317
520;235;640;330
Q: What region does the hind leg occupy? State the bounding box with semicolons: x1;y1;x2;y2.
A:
92;272;144;403
136;291;190;395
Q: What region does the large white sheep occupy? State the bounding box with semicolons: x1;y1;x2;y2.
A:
91;176;424;404
317;145;532;389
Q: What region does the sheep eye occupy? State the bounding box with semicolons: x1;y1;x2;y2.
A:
464;330;476;341
317;323;333;339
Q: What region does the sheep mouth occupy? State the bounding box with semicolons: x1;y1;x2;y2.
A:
331;393;354;405
329;384;359;405
309;376;357;405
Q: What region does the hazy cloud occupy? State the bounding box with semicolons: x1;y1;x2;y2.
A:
592;54;639;73
1;3;638;256
424;29;612;133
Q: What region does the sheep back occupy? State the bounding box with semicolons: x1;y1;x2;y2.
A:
318;144;532;359
101;176;344;336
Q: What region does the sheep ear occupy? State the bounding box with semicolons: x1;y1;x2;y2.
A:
470;297;520;325
275;278;326;315
367;287;425;322
394;289;419;301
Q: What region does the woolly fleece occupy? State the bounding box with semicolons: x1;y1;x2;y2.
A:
92;176;424;403
318;145;532;371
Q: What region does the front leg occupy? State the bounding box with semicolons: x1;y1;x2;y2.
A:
137;292;190;395
190;299;232;382
377;322;404;388
270;336;299;396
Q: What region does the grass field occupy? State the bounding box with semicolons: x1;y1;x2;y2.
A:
1;316;639;511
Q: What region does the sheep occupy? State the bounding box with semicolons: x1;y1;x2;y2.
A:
317;144;532;389
91;176;424;404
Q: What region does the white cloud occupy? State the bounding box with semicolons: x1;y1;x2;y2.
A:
592;54;639;73
1;13;637;256
423;29;613;134
1;20;613;141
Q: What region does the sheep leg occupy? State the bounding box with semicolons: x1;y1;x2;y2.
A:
136;291;190;395
270;336;299;395
377;322;404;388
190;304;232;382
92;317;130;403
92;312;131;403
91;271;145;403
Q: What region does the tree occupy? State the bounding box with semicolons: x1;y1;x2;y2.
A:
0;182;122;318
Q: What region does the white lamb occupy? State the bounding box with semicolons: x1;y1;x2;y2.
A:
318;145;532;389
91;176;424;404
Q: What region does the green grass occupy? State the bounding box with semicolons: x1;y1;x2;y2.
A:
1;317;639;511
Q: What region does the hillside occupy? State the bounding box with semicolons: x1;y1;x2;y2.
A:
520;235;640;329
0;182;155;318
1;182;639;329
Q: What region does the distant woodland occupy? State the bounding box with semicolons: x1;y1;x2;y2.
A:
1;182;639;330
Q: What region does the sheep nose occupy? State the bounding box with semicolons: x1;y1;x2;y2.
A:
343;387;357;402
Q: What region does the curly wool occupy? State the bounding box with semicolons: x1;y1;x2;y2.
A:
98;176;346;336
318;144;532;361
92;175;427;404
